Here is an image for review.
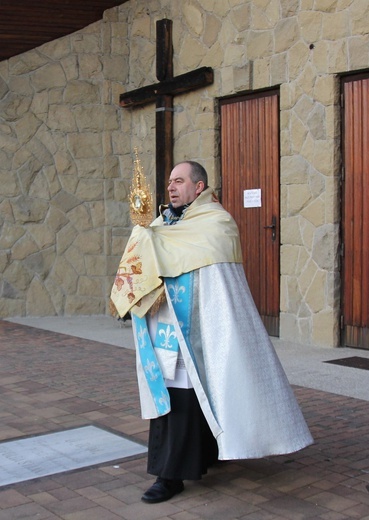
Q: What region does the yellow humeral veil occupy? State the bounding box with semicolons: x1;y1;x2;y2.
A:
110;188;243;318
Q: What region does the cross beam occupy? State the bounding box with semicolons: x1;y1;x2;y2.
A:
120;19;214;211
120;68;214;108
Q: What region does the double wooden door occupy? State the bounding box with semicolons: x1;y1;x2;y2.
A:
341;74;369;349
220;90;280;336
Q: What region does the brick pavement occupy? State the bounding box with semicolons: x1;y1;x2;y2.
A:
1;319;369;520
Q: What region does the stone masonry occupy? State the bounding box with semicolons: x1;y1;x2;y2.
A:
1;0;369;347
0;17;132;318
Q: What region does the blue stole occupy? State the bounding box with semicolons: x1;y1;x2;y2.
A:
132;272;194;416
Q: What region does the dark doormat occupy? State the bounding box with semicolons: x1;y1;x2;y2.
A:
324;356;369;370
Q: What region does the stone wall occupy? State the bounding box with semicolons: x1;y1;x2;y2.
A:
1;0;368;347
0;14;132;317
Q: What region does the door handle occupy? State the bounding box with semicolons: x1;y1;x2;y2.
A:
263;215;277;242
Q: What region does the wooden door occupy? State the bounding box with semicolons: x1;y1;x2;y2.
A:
341;74;369;349
220;90;280;336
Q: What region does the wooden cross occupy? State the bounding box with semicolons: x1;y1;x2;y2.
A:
120;19;214;211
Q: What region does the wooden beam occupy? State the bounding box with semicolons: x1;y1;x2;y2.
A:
120;67;214;108
155;95;173;209
156;18;173;82
120;18;214;211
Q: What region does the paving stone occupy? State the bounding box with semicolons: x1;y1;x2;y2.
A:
306;490;359;512
1;321;369;520
44;496;96;516
63;507;122;520
0;489;32;508
261;495;327;519
189;495;258;519
0;502;53;520
27;491;59;506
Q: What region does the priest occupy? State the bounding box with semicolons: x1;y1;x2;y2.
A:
111;160;313;504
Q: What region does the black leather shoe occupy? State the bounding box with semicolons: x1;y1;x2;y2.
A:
141;478;184;503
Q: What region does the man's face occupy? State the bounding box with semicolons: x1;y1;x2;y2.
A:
167;163;204;208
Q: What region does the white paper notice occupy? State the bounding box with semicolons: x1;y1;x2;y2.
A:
243;189;262;208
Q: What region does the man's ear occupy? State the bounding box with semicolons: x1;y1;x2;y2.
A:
195;181;205;195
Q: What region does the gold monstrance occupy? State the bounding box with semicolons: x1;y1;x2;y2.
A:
129;148;153;227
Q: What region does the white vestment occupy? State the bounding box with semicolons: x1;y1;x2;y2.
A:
133;262;313;460
112;188;313;460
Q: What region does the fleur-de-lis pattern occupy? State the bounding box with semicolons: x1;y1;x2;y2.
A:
167;281;185;304
165;272;199;373
132;314;170;416
137;325;147;348
158;325;177;349
158;391;170;411
133;272;195;418
144;358;157;381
